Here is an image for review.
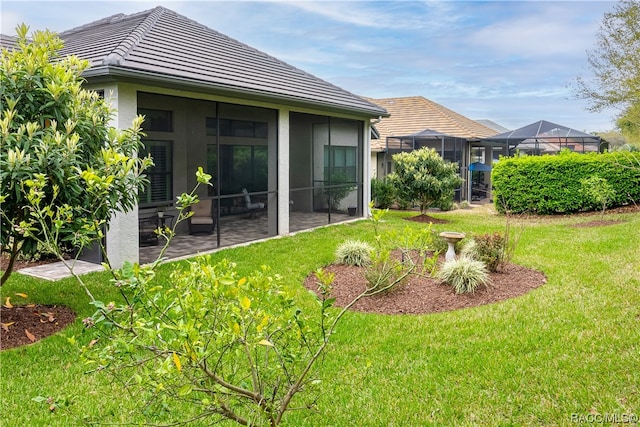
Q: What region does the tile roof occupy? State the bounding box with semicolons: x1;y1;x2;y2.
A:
4;7;387;118
0;34;19;50
366;96;498;150
474;119;510;134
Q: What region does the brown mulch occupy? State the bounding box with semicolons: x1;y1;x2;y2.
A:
304;260;546;315
0;304;76;350
1;254;77;351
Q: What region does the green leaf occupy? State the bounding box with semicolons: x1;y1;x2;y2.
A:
177;384;192;396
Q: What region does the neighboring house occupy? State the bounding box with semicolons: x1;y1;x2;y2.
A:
1;7;387;267
484;120;604;155
474;119;510;134
366;96;499;200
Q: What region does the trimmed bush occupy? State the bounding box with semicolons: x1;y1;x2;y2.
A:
335;240;374;266
436;257;491;294
492;151;640;214
371;178;396;209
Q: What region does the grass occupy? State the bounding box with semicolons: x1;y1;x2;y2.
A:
1;206;639;426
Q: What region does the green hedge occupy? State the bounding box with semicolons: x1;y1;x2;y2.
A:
492;151;640;214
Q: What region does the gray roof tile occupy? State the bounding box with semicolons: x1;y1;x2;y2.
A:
55;7;386;117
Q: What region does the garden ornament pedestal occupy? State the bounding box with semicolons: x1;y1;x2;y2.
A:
439;232;466;261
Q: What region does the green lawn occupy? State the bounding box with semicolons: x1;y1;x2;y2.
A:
1;207;639;426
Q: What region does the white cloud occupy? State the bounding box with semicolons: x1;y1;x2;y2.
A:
467;3;607;58
0;0;618;131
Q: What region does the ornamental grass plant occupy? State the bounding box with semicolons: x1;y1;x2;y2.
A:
436;256;491;294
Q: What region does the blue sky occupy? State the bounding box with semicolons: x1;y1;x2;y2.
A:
1;0;619;132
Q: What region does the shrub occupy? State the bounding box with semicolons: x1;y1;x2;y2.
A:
336;240;374;266
371;178;395;209
492;151;640;214
470;232;506;273
436;257;491;294
437;196;456;211
0;25;149;285
387;147;463;214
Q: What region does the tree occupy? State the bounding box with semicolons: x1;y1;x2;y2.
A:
387;147;463;214
575;0;640;141
616;103;640;146
44;188;410;426
0;24;150;285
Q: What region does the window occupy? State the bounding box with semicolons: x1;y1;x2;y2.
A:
211;144;268;195
206;117;217;136
217;119;268;138
138;108;173;132
324;145;356;181
139;141;173;205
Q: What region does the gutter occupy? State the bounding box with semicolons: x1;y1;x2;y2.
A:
83;66;390;119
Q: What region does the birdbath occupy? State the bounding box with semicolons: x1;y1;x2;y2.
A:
439;231;466;261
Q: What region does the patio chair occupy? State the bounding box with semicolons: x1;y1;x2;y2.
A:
189;198;215;234
242;188;265;218
139;216;160;246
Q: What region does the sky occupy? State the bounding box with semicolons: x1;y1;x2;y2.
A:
1;0;620;133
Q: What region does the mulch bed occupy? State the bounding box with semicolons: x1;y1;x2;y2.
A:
404;213;450;224
304;260;546;315
1;254;77;351
0;304;76;350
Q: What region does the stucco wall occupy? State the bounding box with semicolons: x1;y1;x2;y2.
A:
98;83;140;267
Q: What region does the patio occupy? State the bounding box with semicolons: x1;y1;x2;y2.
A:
139;211;355;265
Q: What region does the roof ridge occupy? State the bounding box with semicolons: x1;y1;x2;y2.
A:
61;12;128;35
102;6;166;66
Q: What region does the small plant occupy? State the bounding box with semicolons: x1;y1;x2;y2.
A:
436;257;490;294
364;249;405;294
335;240;374;266
460;238;478;259
364;205;440;295
581;175;615;218
458;200;471;210
471;232;507;273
